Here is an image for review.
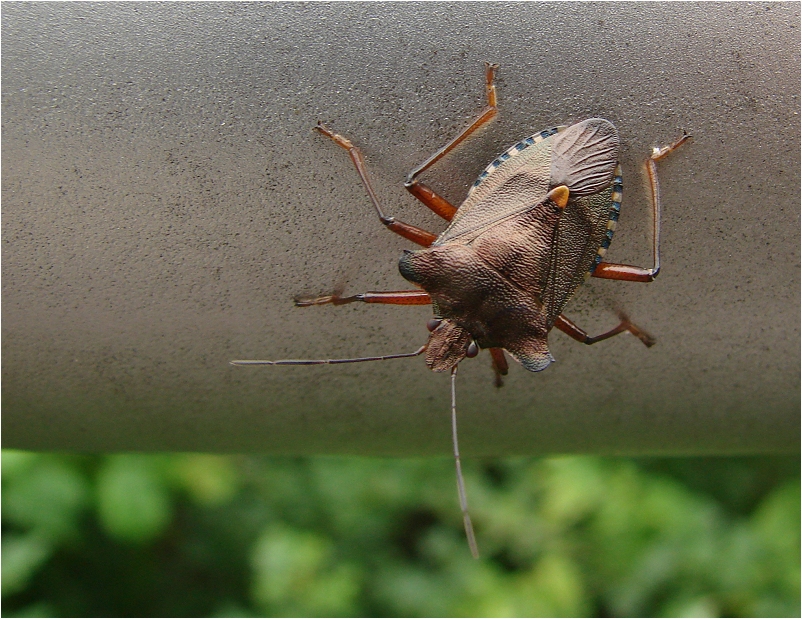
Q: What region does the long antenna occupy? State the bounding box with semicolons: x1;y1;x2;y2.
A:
451;365;479;559
231;345;482;554
230;345;426;366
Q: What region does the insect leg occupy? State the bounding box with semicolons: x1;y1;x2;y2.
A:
315;123;438;247
592;132;691;282
294;290;431;307
404;62;500;222
489;348;509;388
405;182;459;222
554;313;656;348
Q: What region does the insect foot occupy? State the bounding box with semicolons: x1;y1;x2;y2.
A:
617;312;656;348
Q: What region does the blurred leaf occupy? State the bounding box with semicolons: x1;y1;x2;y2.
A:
635;456;799;515
660;594;719;618
96;455;171;543
250;524;360;616
1;451;40;481
518;553;590;617
541;456;605;527
210;601;255;617
2;457;90;540
374;564;450;616
0;452;798;617
751;480;801;558
168;454;239;506
748;481;801;617
4;601;57;618
1;533;52;597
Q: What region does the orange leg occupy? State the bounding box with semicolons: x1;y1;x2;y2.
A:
489;347;509;388
554;313;655;348
295;290;431;307
592;131;691;282
316;64;500;240
404;62;499;223
405;182;459;222
315;123;438;247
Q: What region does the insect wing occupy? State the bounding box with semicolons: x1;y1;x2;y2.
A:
434;119;618;245
436;119;621;323
550;118;619;197
541;118;622;324
433;127;564;246
542;120;622;321
543;183;620;322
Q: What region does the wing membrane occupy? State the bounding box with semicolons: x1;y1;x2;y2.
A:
550;119;619;196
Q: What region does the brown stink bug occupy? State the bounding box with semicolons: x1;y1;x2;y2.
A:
232;64;690;558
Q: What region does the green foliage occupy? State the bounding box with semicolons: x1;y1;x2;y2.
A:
251;524;361;616
2;453;90;541
1;453;91;598
96;455;172;543
1;452;798;617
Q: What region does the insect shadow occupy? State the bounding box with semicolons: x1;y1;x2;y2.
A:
232;63;690;558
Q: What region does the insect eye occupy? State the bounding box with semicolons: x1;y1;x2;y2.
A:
466;341;479;358
427;318;442;332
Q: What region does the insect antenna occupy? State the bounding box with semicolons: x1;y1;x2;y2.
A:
451;365;479;559
230;345;426;366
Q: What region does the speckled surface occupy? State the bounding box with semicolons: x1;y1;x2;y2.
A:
3;3;799;454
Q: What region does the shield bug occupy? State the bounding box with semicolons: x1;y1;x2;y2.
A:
232;64;690;558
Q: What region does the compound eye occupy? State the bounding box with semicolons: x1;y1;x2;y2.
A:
466;341;479;358
427;318;442;332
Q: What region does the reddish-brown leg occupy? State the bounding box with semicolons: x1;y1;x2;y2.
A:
592;131;691;282
315;123;438;247
554;313;656;348
405;182;458;222
404;62;500;222
489;347;509;388
295;290;431;307
316;64;500;240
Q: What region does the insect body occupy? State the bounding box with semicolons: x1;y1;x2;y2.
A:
232;64;689;557
401;119;626;374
